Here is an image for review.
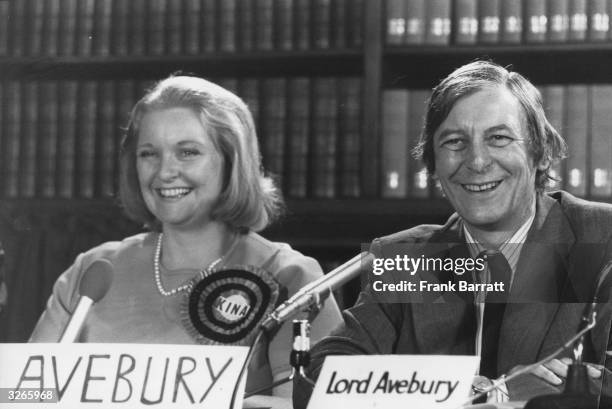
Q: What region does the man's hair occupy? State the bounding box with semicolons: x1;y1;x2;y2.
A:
118;75;283;232
413;60;567;190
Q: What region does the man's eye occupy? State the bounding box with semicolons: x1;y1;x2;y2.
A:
488;134;514;147
441;138;466;151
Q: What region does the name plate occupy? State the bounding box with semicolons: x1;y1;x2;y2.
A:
307;355;479;409
0;343;248;408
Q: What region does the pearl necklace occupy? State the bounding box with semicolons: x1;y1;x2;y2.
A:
153;233;222;297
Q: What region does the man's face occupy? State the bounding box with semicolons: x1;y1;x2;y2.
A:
433;86;546;234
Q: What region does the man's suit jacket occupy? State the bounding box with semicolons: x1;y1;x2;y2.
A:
294;191;612;407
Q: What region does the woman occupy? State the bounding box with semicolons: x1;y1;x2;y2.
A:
30;76;342;404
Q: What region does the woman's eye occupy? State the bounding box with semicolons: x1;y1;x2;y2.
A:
488;134;514;147
441;138;466;151
180;149;200;157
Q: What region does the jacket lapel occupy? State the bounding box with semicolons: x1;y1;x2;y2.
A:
410;215;477;354
498;194;576;373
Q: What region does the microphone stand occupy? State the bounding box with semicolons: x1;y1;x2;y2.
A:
230;307;321;407
462;316;597;406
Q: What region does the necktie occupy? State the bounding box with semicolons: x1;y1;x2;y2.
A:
479;250;512;378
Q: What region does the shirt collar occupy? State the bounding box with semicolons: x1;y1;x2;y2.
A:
462;202;536;274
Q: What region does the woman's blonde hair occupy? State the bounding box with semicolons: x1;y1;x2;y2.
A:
119;75;283;232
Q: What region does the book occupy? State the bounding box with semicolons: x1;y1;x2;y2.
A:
37;82;59;198
58;0;77;56
9;0;26;56
111;0;130;55
184;0;202;54
287;77;311;198
97;81;117;198
454;0;478;45
548;0;569;42
276;0;294;51
116;80;137;129
255;0;274;50
541;85;566;190
0;1;8;56
2;82;21;198
0;83;2;192
313;0;332;48
76;81;98;199
405;0;426;44
311;78;338;198
564;85;588;197
569;0;588;41
408;89;430;198
219;0;237;52
115;80;137;195
588;0;609;41
525;0;548;43
20;82;38;198
381;90;409;198
147;0;167;55
347;0;364;47
479;0;501;44
425;0;451;45
338;77;362;198
129;0;146;55
294;0;312;50
261;78;287;188
76;0;95;56
41;0;60;56
92;0;112;56
386;0;407;45
57;81;78;198
166;0;184;54
500;0;522;43
237;0;254;51
202;0;217;52
27;0;45;55
331;0;347;48
589;85;612;197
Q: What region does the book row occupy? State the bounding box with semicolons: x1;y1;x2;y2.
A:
0;77;363;200
0;0;364;58
381;86;612;200
386;0;612;46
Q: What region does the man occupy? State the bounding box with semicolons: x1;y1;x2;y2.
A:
294;61;612;407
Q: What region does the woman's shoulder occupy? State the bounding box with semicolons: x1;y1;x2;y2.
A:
230;232;323;284
77;232;153;268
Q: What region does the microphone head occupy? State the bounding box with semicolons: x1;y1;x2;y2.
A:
79;259;114;302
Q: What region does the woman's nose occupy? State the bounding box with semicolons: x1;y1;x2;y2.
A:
158;153;180;181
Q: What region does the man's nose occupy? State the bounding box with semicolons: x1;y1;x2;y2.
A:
466;141;492;172
465;140;493;173
158;153;180;180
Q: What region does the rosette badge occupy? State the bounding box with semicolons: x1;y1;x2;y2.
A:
181;265;281;345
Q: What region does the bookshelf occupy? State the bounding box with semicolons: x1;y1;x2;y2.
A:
1;0;612;342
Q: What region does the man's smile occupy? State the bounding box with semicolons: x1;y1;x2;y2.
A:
460;180;502;193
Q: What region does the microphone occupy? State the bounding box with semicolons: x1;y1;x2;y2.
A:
260;252;375;333
59;259;113;343
523;259;612;409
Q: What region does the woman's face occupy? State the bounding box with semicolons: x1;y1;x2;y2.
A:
136;107;224;231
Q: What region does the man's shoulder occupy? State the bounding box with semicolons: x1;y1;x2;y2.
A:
549;191;612;242
551;190;612;216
